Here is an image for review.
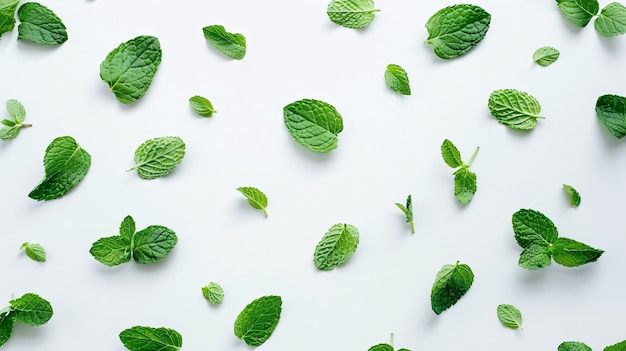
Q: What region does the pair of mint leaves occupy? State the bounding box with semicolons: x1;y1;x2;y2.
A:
0;1;67;45
441;139;479;205
557;0;626;36
0;293;53;347
559;340;626;351
368;333;410;351
20;242;45;262
89;215;178;267
512;209;603;270
0;99;30;141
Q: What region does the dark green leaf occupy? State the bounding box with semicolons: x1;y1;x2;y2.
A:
119;215;135;243
9;293;52;326
512;209;558;249
563;184;581;207
0;312;13;347
604;340;626;351
132;225;178;264
119;326;182;351
234;295;282;347
551;237;603;267
556;0;599;27
431;261;474;315
17;2;67;45
596;94;626;139
453;168;476;205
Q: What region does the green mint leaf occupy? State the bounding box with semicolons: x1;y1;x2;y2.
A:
236;186;269;217
6;99;25;123
234;295;282;347
119;215;135;243
132;225;178;264
313;223;360;270
533;46;560;66
189;95;216;117
0;125;20;141
17;2;67;45
563;184;581;207
395;194;414;234
0;99;30;141
398;349;411;351
368;344;393;351
0;312;13;347
89;236;132;267
0;0;20;39
202;282;224;305
596;94;626;139
595;2;626;36
327;0;379;29
512;209;559;249
28;136;91;201
283;98;344;153
100;35;162;104
9;293;52;327
441;139;463;168
130;136;186;180
519;244;552;270
384;64;411;95
20;242;46;262
604;340;626;351
119;326;182;351
488;89;544;130
0;119;15;127
496;304;523;330
558;341;593;351
424;4;491;59
551;237;604;267
430;261;474;315
202;25;246;60
556;0;600;27
453;168;477;205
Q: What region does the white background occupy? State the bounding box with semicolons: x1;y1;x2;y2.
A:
1;0;625;350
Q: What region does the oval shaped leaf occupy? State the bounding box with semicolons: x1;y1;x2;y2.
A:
130;136;186;179
202;282;224;305
496;304;523;329
202;25;246;59
595;2;626;37
533;46;560;66
368;344;393;351
431;261;474;315
132;225;178;264
596;94;626;139
314;223;360;270
453;168;477;205
512;209;558;249
283;98;344;153
604;340;626;351
234;295;282;347
488;89;544;130
189;95;216;117
17;2;67;45
20;242;46;262
551;237;603;267
556;0;599;27
236;186;269;217
89;236;132;267
384;64;411;95
424;4;491;59
327;0;379;29
119;326;182;351
558;341;593;351
9;293;53;327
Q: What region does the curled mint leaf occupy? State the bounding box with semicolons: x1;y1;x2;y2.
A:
395;194;414;234
129;136;186;180
313;223;360;270
236;186;269;217
533;46;560;66
234;295;282;347
326;0;379;29
384;64;411;95
596;94;626;139
20;242;46;262
430;261;474;315
17;2;67;45
189;95;216;117
283;98;343;153
496;304;523;330
488;89;544;130
595;2;626;37
202;25;246;60
119;326;182;351
202;282;224;305
563;184;581;207
556;0;599;27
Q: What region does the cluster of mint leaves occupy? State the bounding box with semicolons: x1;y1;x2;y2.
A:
0;293;53;347
0;1;67;45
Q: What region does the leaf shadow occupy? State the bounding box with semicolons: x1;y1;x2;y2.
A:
556;14;587;35
16;40;63;53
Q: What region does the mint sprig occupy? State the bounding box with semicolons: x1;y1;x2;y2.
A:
0;99;31;141
395;194;414;233
557;0;626;36
441;139;479;205
0;293;53;347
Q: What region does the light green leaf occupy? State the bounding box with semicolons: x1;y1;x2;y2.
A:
368;344;393;351
20;242;46;262
283;98;344;153
604;340;626;351
236;186;269;217
189;95;216;117
17;2;67;45
551;237;603;267
441;139;462;168
202;282;224;305
6;99;25;123
559;341;593;351
533;46;560;66
9;293;52;327
314;223;360;270
130;136;186;180
519;244;552;270
0;0;20;39
431;261;474;315
556;0;599;27
202;25;246;60
424;4;491;59
100;35;162;104
453;168;476;205
327;0;379;29
384;64;411;95
512;209;558;249
596;94;626;139
0;312;13;347
119;215;135;243
563;184;581;207
488;89;544;130
595;2;626;36
496;304;523;329
395;194;414;234
119;326;182;351
132;225;178;264
28;136;91;201
234;295;282;347
0;125;19;141
89;236;132;267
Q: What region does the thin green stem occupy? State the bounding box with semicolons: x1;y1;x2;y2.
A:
20;123;32;128
262;208;268;217
0;305;12;315
410;221;415;234
389;333;394;347
466;147;480;167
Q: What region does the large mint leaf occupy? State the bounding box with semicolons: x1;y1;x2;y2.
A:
28;136;91;201
559;341;593;351
595;2;626;36
234;295;282;347
9;293;52;327
313;223;360;270
0;0;19;39
130;136;186;180
326;0;379;29
17;2;67;45
424;4;491;59
119;326;182;351
604;340;626;351
0;312;13;347
556;0;599;27
284;98;344;153
132;225;178;264
100;35;162;104
89;236;132;267
596;94;626;139
488;89;544;130
202;25;246;60
512;209;558;249
551;237;603;267
430;261;474;315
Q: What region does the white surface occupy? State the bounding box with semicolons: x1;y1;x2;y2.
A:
1;0;625;350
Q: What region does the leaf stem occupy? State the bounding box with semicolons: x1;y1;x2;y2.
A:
410;221;415;234
389;333;394;347
466;147;479;167
0;305;12;315
20;123;32;128
262;208;268;217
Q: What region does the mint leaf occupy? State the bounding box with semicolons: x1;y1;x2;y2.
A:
533;46;560;66
604;340;626;351
512;209;558;249
369;344;393;351
395;194;414;234
9;293;52;327
100;35;162;104
384;64;411;95
20;242;46;262
202;25;246;60
189;95;216;117
17;2;67;45
119;215;135;243
0;0;20;39
28;136;91;201
313;223;360;270
551;237;604;267
519;244;552;270
431;261;474;315
595;2;626;36
496;304;523;330
0;312;12;347
6;99;25;123
556;0;600;27
129;136;186;179
89;236;132;267
236;186;269;217
441;139;479;205
234;295;282;347
424;4;491;59
488;89;544;130
119;326;182;351
0;126;19;141
559;341;593;351
202;282;224;305
441;139;462;168
563;184;581;207
596;94;626;139
327;0;379;29
0;99;31;141
284;98;343;153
